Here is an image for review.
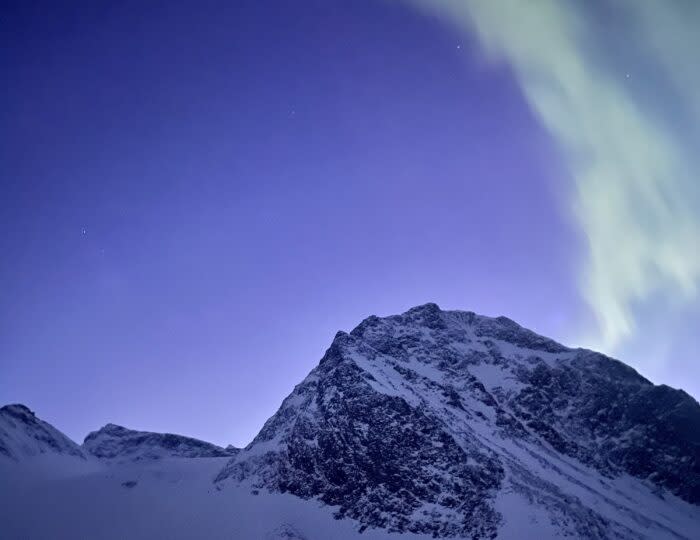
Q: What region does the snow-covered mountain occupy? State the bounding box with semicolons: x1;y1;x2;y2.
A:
0;403;87;463
215;304;700;539
1;304;698;539
83;423;238;461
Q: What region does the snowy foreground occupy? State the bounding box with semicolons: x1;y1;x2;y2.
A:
1;453;698;540
1;456;432;540
1;304;699;539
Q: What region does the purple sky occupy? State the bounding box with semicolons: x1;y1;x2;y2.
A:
2;1;693;448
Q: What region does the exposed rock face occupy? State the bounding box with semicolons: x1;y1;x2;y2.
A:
0;404;86;462
83;423;238;461
216;303;700;539
508;350;700;504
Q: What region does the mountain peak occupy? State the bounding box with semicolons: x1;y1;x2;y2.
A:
91;423;130;436
216;305;699;538
83;423;237;461
0;403;35;420
0;403;85;462
406;301;442;314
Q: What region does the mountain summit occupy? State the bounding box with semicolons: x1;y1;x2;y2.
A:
215;303;700;539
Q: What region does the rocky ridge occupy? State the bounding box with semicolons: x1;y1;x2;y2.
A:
83;423;238;461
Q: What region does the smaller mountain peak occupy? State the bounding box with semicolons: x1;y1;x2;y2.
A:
349;315;381;338
493;315;518;326
331;329;361;348
320;330;359;366
82;423;236;460
406;302;441;314
401;302;446;330
102;423;128;431
0;403;86;462
328;330;353;349
0;403;36;420
83;423;129;443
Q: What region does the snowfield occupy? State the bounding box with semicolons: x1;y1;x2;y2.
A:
0;457;430;540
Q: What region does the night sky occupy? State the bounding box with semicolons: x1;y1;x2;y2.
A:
2;1;698;447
